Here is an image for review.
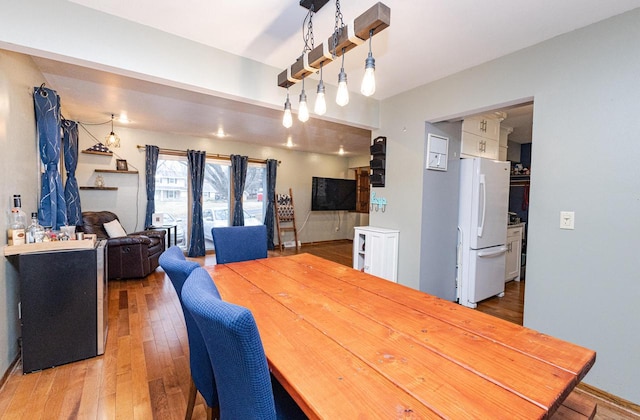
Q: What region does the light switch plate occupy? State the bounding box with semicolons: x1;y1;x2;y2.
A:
560;211;575;230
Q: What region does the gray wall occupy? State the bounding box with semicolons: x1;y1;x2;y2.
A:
420;122;461;300
0;50;42;376
372;9;640;402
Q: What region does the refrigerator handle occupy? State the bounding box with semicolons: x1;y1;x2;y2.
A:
477;174;486;237
477;246;508;257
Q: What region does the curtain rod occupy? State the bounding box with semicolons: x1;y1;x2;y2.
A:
136;145;278;165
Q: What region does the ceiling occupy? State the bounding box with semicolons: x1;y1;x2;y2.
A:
30;1;640;155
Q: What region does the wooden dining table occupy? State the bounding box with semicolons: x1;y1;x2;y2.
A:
204;253;595;419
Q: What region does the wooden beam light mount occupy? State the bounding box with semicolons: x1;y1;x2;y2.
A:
277;2;390;88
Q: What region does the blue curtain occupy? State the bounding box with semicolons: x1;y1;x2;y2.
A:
230;154;248;226
264;159;278;250
62;120;82;226
145;145;159;228
188;150;206;257
34;86;66;229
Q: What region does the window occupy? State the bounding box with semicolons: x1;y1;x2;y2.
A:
154;156;188;248
203;160;230;250
153;154;266;251
243;164;267;224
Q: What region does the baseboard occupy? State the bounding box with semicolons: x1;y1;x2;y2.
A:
577;383;640;416
0;352;20;390
283;240;301;248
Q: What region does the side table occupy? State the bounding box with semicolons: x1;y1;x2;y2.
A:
148;224;177;249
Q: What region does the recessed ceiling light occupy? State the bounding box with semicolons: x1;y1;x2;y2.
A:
215;127;226;138
286;136;294;148
338;146;345;155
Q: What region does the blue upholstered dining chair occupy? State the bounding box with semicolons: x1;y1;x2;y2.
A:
158;246;219;420
211;225;268;264
181;267;307;420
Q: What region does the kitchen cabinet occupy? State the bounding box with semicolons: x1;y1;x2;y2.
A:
353;226;399;282
505;224;524;282
461;114;502;160
499;126;513;161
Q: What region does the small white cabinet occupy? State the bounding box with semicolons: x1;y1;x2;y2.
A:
461;114;503;160
353;226;399;282
505;224;524;282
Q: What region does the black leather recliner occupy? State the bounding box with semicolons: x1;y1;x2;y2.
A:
80;211;166;280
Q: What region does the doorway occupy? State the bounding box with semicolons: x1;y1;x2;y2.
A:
474;102;534;325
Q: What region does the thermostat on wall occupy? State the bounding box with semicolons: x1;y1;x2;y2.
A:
426;133;449;171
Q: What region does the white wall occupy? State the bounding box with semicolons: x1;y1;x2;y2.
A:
0;0;379;131
0;50;42;376
76;125;365;243
373;9;640;402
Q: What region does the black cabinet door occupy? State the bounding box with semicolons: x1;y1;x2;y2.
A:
19;249;97;373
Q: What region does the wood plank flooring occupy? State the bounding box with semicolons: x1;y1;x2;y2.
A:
0;240;637;419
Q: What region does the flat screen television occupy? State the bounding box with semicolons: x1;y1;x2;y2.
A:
311;177;357;211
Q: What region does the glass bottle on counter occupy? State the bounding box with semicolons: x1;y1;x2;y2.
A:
12;195;27;226
27;212;45;243
7;195;27;246
7;209;26;246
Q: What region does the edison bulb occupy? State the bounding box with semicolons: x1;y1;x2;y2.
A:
298;99;309;122
282;107;292;128
336;70;349;107
361;66;376;96
315;91;326;115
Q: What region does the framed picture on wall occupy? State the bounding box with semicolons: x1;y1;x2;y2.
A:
116;159;128;171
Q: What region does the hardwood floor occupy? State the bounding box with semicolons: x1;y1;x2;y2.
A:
476;279;525;325
0;240;637;419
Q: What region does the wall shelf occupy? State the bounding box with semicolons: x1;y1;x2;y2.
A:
94;169;138;174
80;186;118;191
82;150;113;156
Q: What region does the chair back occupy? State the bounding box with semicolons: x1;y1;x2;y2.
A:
182;268;277;420
211;225;268;264
159;249;219;409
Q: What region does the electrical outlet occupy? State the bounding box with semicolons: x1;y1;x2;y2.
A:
560;211;575;230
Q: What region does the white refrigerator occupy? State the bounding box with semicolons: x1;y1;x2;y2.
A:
457;158;510;308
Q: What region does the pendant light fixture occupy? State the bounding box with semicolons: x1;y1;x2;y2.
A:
282;89;293;128
360;29;376;96
277;2;390;127
314;62;327;115
298;78;310;122
336;48;349;106
105;114;120;148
